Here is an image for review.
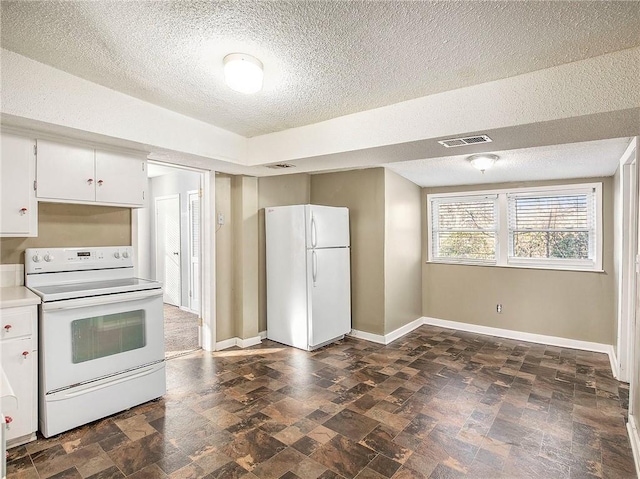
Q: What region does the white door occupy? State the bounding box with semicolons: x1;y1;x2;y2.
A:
95;151;146;206
36;140;95;202
156;195;181;306
306;206;350;249
188;191;201;312
0;134;37;236
307;247;351;348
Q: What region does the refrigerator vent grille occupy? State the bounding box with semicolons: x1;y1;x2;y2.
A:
266;163;296;169
438;135;493;148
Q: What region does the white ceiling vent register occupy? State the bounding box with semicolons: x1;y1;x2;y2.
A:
266;163;296;169
438;135;493;148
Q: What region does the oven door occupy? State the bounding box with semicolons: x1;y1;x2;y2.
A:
40;289;164;394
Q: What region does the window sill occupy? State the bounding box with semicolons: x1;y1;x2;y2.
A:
425;260;604;273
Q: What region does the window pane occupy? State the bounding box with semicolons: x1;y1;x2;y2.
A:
512;231;589;259
513;195;588;230
437;231;496;260
72;310;146;363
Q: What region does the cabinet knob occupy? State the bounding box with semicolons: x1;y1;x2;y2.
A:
19;207;27;215
3;324;11;331
22;351;29;358
98;180;104;186
5;416;12;424
88;178;94;185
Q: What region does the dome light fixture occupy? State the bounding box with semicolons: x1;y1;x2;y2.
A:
467;154;499;173
223;53;263;94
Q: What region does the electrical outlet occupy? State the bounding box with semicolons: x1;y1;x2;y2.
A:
496;304;502;313
217;213;225;225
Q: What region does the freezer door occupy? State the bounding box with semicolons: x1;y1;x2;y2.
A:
307;248;351;348
306;205;350;249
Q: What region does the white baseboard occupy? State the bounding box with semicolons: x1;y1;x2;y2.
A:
215;335;262;351
259;330;267;340
422;316;616;370
628;414;640;479
349;316;425;345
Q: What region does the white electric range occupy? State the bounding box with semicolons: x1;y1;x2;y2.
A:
25;246;166;438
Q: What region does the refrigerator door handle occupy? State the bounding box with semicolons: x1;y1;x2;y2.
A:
311;215;318;248
312;250;318;285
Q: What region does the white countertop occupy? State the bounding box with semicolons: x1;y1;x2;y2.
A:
0;286;40;309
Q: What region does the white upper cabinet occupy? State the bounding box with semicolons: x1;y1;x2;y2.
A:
36;140;95;202
95;151;146;205
36;139;146;207
0;134;37;237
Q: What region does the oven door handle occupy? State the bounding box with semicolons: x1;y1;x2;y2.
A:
42;289;163;311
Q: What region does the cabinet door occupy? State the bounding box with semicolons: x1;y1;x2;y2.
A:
2;337;34;442
0;135;37;236
95;151;146;206
36;140;95;202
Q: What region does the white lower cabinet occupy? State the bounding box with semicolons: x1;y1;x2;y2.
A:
0;305;37;447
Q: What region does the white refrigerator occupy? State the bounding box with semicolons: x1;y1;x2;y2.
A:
266;205;351;351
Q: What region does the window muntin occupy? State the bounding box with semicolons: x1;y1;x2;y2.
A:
430;196;498;263
427;183;602;271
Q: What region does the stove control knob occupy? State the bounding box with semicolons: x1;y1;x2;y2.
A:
32;254;41;263
122;251;129;258
44;254;54;262
114;252;120;259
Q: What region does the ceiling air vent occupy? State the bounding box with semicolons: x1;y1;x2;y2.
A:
438;135;493;148
266;163;295;169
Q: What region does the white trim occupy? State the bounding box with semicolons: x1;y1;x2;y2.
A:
627;414;640;479
215;336;262;351
215;338;238;351
422;316;617;368
259;330;267;340
348;329;386;345
616;137;638;383
349;316;425;345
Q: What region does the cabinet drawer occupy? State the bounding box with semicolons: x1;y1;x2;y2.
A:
0;307;35;340
1;337;35;442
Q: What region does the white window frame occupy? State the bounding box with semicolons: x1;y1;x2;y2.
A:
427;182;603;272
428;194;499;266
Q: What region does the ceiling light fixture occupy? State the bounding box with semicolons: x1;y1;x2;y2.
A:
467;154;498;173
223;53;263;94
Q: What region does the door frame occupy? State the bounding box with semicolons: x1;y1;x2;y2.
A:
154;193;182;307
617;137;638;383
187;189;200;313
132;162;216;352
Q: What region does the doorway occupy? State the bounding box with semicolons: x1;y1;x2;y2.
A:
140;163;204;358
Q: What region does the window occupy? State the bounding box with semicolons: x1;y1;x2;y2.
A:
430;195;498;264
427;183;602;271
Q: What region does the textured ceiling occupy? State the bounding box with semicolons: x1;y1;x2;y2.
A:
385;137;632;187
2;1;639;138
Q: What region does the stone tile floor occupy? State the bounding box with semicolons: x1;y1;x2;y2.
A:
6;325;637;479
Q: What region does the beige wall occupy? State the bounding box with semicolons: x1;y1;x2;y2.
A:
215;174;235;341
422;177;616;344
257;174;310;332
384;170;422;334
0;202;131;264
311;168;386;335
